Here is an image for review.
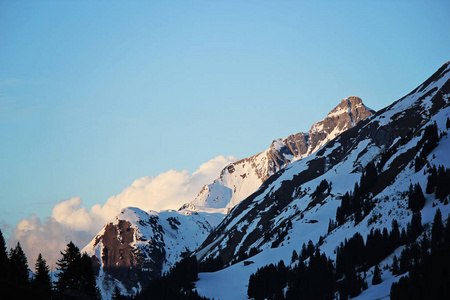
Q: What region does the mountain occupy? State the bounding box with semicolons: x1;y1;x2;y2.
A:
182;96;374;216
84;62;450;300
82;207;211;298
83;96;374;299
193;62;450;299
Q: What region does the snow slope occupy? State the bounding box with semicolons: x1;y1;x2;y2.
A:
194;62;450;299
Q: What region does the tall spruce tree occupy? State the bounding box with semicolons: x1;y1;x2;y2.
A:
392;255;399;275
56;241;99;299
9;242;29;288
372;264;382;285
79;252;99;298
408;212;423;242
445;214;450;243
0;229;9;284
431;208;443;249
391;219;401;248
56;241;81;293
426;166;437;194
408;183;426;212
32;253;52;300
435;166;450;200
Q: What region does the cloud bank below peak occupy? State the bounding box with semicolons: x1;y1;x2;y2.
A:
9;155;238;268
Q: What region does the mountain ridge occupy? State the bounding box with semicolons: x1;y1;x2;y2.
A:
182;96;374;216
192;61;450;299
84;62;450;300
84;95;374;298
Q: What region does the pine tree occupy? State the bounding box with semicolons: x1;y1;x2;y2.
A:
56;241;99;299
426;166;437;194
372;264;382;285
291;250;298;263
391;219;401;248
79;252;99;298
408;183;426;212
32;253;52;299
392;255;399;275
445;214;450;243
328;219;336;233
0;229;9;285
9;242;29;288
431;208;443;249
435;166;450;200
56;241;81;293
400;227;407;245
111;285;125;300
420;122;439;160
408;212;423;242
420;233;430;260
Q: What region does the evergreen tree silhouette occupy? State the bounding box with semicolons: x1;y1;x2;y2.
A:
32;253;52;300
408;183;426;212
0;229;9;287
391;219;401;248
445;214;450;243
426;166;437;194
372;264;382;285
9;242;29;288
431;208;443;250
56;241;99;299
392;255;399;275
408;212;423;242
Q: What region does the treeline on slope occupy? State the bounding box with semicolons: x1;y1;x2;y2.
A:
248;249;334;300
414;121;440;172
426;164;450;203
0;232;100;300
335;161;378;226
335;210;428;299
247;208;450;300
407;163;450;213
335;121;449;227
391;208;450;299
134;256;209;300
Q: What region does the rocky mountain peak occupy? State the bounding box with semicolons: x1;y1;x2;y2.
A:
307;96;374;154
182;96;375;216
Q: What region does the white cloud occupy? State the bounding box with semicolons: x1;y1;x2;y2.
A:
10;216;92;270
9;155;237;268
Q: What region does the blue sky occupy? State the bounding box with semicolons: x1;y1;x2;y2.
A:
1;0;449;239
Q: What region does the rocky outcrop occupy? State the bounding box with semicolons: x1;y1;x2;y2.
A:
183;96;375;214
83;207;211;297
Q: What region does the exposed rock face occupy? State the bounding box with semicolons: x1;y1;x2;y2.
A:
99;221;139;269
83;207;211;297
308;96;374;154
183;96;375;214
268;96;374;173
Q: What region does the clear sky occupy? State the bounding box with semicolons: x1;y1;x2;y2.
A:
1;0;449;247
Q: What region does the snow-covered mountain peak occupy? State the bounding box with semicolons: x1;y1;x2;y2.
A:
112;206;157;224
181;97;375;217
82;206;211;298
